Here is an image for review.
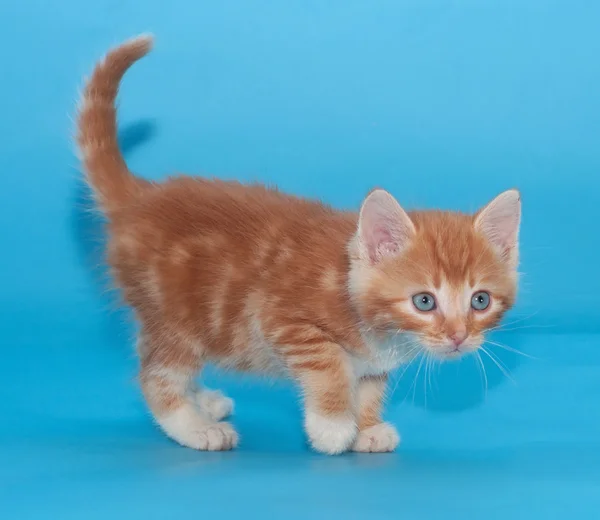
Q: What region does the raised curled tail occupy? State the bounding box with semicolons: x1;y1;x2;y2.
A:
77;35;154;215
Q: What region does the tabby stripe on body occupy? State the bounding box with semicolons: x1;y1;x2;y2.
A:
76;35;520;454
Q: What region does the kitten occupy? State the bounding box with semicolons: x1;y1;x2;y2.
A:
76;35;521;455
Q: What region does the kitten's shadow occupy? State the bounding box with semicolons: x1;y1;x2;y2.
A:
388;332;524;413
70;120;157;350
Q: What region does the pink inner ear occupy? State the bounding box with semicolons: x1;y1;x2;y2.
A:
371;225;392;245
475;190;521;263
369;225;399;260
358;190;415;263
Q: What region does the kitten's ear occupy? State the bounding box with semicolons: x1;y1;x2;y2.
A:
357;189;416;264
475;189;521;267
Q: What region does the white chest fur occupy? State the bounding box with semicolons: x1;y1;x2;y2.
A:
351;332;419;379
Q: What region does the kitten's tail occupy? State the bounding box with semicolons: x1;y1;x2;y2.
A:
76;35;154;215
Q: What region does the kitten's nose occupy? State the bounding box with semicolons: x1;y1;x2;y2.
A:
449;328;468;347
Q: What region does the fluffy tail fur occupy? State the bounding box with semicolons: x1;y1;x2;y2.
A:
77;35;154;214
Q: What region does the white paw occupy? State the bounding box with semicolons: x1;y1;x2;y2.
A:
305;412;357;455
158;405;239;451
194;422;239;451
352;423;400;453
192;389;234;421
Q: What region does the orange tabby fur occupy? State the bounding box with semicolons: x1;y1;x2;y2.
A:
76;35;521;454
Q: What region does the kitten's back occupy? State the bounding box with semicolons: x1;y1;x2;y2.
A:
108;176;361;363
77;35;365;366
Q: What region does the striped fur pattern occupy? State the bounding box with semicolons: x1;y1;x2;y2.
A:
76;36;521;454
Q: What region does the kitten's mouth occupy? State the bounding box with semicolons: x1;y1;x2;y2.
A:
440;348;464;360
425;343;480;361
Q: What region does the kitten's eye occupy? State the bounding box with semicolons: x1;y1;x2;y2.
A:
471;291;491;311
412;293;436;312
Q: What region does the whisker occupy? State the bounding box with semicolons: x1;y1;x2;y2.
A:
489;323;556;334
423;353;430;407
480;346;515;384
486;311;540;332
409;354;426;405
427;352;434;395
389;347;422;397
484;339;539;360
475;351;488;399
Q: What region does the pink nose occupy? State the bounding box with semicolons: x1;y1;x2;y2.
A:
449;330;468;347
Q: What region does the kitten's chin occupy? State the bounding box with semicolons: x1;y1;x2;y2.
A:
423;343;481;361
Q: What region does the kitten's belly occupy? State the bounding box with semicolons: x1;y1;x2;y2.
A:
213;319;287;375
212;323;416;379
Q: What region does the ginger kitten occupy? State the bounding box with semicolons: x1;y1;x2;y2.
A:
76;35;521;455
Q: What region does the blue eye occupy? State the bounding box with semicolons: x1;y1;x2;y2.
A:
471;291;491;311
412;293;436;312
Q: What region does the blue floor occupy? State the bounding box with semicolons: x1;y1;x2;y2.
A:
3;316;600;518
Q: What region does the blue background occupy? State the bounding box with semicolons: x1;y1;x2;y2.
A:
2;1;600;518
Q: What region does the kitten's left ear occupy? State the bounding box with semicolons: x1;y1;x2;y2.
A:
475;189;521;268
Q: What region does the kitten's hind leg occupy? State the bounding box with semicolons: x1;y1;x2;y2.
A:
191;388;234;421
139;334;239;451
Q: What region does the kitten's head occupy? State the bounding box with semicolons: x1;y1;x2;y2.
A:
349;189;521;360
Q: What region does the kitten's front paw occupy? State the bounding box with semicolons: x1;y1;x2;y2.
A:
305;412;357;455
352;423;400;453
193;389;234;421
